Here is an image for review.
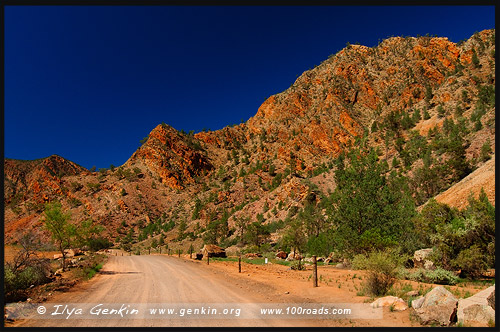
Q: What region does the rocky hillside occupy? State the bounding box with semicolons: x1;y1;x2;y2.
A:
4;29;495;253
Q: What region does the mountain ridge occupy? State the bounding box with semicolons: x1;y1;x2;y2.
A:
4;29;495;252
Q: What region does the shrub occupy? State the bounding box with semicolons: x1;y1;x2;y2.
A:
451;245;487;279
424;268;460;285
4;263;51;301
398;267;459;285
87;237;113;252
85;263;103;280
363;250;400;296
290;260;305;270
68;197;82;208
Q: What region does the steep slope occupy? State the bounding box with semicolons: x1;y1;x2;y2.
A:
125;123;213;189
435;154;495;210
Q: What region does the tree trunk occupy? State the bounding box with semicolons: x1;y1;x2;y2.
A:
60;244;67;271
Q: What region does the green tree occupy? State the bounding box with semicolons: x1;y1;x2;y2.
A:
425;190;495;276
423;108;430;120
480;140;492;162
329;148;416;256
281;219;307;257
177;219;187;241
192;198;203;219
446;127;472;182
75;219;104;250
43;202;76;270
471;48;480;68
245;222;270;249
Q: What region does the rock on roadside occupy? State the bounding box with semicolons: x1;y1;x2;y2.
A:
371;296;408;311
414;286;458;326
457;285;495;327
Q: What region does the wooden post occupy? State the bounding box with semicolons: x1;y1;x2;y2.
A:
168;249;171;256
207;253;210;265
160;247;162;254
189;246;193;259
178;249;180;258
238;255;242;273
313;255;318;287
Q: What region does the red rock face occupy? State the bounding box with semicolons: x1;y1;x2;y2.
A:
4;155;87;205
126;124;213;189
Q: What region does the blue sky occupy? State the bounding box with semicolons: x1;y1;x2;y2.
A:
4;5;495;169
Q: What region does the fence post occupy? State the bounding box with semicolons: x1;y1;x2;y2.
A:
178;249;181;258
239;255;241;273
207;253;210;265
313;255;318;287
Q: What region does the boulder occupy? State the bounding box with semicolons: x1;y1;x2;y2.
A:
371;296;408;311
424;260;435;270
487;289;495;310
53;249;81;259
327;251;342;263
414;286;458;326
457;285;495;326
286;253;302;261
244;253;262;259
413;248;434;269
406;290;420;298
412;296;425;309
202;244;226;258
335;263;345;269
275;251;288;259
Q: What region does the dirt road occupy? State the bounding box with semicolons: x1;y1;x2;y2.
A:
12;253;322;327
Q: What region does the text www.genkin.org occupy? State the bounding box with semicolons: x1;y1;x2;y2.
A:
149;306;241;317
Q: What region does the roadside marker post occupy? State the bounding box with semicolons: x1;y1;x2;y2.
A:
207;254;210;265
313;255;318;287
239;255;241;273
